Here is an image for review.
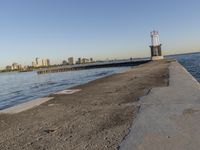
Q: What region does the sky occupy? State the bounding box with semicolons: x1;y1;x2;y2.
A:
0;0;200;67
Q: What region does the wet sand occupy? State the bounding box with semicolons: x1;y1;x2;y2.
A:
0;60;170;150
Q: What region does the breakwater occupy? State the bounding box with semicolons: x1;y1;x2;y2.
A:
37;59;150;74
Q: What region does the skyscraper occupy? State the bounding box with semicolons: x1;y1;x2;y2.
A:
35;58;43;67
46;59;50;66
34;58;50;67
68;57;74;65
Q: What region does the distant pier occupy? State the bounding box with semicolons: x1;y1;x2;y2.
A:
37;59;150;74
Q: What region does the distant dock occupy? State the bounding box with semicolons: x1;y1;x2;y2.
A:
37;59;150;74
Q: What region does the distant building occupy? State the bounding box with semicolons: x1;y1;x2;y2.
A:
12;63;18;70
68;57;74;65
23;66;28;69
18;64;23;70
62;60;68;65
46;59;50;66
11;63;22;70
90;58;93;62
6;66;12;70
42;59;50;66
32;62;37;67
82;58;90;64
35;58;43;67
34;58;50;67
76;57;94;64
76;58;82;64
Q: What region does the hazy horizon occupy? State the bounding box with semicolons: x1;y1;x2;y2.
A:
1;0;200;67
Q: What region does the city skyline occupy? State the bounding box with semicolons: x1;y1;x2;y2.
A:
2;56;97;71
1;0;200;68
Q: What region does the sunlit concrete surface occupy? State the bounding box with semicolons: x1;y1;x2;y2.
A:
120;61;200;150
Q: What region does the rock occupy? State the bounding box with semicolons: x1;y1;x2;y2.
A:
43;129;55;133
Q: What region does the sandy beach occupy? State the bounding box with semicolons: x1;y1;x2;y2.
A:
0;60;170;150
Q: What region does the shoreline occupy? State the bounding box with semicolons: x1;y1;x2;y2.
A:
0;66;130;111
0;67;130;113
0;97;54;114
0;89;84;114
0;60;170;150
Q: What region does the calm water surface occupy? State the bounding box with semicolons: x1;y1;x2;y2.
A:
168;52;200;82
0;67;129;110
0;53;200;110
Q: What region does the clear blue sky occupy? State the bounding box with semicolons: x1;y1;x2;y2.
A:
0;0;200;67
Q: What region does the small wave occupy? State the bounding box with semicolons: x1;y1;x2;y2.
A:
10;90;23;94
86;71;112;78
30;81;57;89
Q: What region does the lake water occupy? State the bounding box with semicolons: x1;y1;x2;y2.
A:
0;67;129;110
168;52;200;82
0;52;200;110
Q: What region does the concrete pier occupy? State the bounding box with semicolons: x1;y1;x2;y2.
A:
37;59;150;74
120;61;200;150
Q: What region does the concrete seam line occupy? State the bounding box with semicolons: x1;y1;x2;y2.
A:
117;105;142;150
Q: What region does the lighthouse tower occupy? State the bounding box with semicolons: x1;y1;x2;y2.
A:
150;31;163;60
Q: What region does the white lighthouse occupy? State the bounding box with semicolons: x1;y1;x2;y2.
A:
150;31;163;60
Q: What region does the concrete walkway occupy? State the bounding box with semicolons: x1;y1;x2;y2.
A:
120;61;200;150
